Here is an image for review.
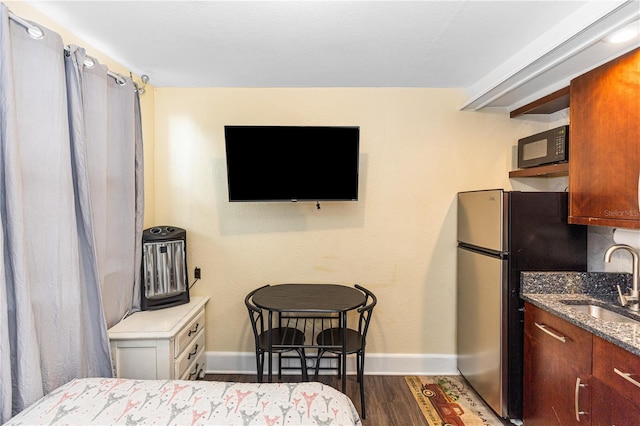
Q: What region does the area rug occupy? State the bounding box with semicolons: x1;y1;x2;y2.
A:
405;376;503;426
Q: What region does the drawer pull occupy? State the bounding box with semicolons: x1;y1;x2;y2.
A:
188;323;200;337
188;363;202;380
614;367;640;389
188;344;199;359
534;322;566;343
574;377;588;421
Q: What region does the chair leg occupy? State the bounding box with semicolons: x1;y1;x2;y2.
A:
359;351;366;419
298;348;308;381
257;351;264;383
277;353;282;380
314;349;326;380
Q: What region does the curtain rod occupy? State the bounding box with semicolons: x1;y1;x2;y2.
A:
8;10;127;86
64;46;127;85
7;10;42;38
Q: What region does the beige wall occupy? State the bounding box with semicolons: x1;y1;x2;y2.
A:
153;88;550;356
7;0;556;361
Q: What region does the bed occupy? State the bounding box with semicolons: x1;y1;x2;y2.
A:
4;377;362;425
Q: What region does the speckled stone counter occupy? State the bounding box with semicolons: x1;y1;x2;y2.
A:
521;272;640;356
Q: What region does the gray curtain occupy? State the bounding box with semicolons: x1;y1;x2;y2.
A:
0;5;143;422
65;45;144;325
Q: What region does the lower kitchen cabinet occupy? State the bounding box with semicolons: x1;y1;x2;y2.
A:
524;302;640;425
591;336;640;426
108;296;209;380
523;302;592;425
591;378;640;426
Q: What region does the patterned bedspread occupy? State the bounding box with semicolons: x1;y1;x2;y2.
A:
5;378;362;425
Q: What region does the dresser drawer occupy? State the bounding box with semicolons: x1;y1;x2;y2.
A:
175;328;205;378
108;297;209;380
175;309;205;358
593;336;640;402
179;348;206;380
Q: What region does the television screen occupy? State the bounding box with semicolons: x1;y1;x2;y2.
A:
224;126;359;202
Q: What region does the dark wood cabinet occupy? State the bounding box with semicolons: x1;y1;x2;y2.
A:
591;336;640;425
523;302;592;425
591;378;640;426
524;303;640;425
568;47;640;228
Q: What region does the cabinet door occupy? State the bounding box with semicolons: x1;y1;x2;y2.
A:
592;336;640;409
568;47;640;228
591;377;640;426
523;303;592;426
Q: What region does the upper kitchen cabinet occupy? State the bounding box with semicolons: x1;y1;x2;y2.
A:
568;47;640;228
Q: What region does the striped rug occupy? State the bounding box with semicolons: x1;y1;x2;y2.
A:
404;376;503;426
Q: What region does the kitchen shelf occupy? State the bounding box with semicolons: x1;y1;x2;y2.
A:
509;163;569;178
510;87;570;118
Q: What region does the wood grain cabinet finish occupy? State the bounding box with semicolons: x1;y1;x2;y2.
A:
591;378;640;426
591;336;640;425
524;302;640;425
568;47;640;228
523;302;592;426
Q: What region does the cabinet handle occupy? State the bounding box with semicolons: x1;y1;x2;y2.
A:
188;323;200;337
534;322;567;343
614;367;640;389
188;344;199;359
189;363;201;380
574;377;588;422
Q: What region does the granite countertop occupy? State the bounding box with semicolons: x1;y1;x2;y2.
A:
521;272;640;357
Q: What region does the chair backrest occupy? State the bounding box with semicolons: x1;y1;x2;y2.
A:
354;284;377;349
245;285;270;344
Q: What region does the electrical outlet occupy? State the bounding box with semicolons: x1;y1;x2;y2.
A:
194;267;201;279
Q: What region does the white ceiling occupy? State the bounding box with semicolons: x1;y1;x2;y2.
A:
23;1;640;110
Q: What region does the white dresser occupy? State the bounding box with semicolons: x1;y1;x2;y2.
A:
108;296;209;380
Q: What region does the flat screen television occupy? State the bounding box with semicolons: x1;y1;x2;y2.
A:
224;125;359;202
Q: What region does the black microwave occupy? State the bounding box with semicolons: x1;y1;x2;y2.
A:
517;125;568;168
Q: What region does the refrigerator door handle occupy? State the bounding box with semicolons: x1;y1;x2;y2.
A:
534;322;567;343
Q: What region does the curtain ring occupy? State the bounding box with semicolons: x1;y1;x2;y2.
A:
27;26;43;39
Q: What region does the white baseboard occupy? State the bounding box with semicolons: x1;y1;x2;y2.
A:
204;351;457;376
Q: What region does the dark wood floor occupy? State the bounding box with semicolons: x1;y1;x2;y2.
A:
204;373;512;426
204;374;434;426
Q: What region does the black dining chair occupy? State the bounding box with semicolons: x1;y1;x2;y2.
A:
245;285;308;382
314;284;377;419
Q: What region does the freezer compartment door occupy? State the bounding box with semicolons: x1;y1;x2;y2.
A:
457;246;507;417
458;190;505;252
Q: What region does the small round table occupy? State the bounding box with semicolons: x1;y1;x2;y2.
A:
252;283;366;391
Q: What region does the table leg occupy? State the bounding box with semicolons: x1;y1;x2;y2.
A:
267;310;273;382
341;312;347;392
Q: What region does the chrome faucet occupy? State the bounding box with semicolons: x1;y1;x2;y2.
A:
604;244;640;312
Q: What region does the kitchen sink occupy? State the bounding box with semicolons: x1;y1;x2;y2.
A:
561;302;640;324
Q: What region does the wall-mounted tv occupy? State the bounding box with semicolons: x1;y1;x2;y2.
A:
224;125;359;202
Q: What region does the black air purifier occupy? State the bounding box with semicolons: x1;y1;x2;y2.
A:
141;226;190;310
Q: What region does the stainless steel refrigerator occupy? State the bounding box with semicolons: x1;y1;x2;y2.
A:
456;190;587;420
